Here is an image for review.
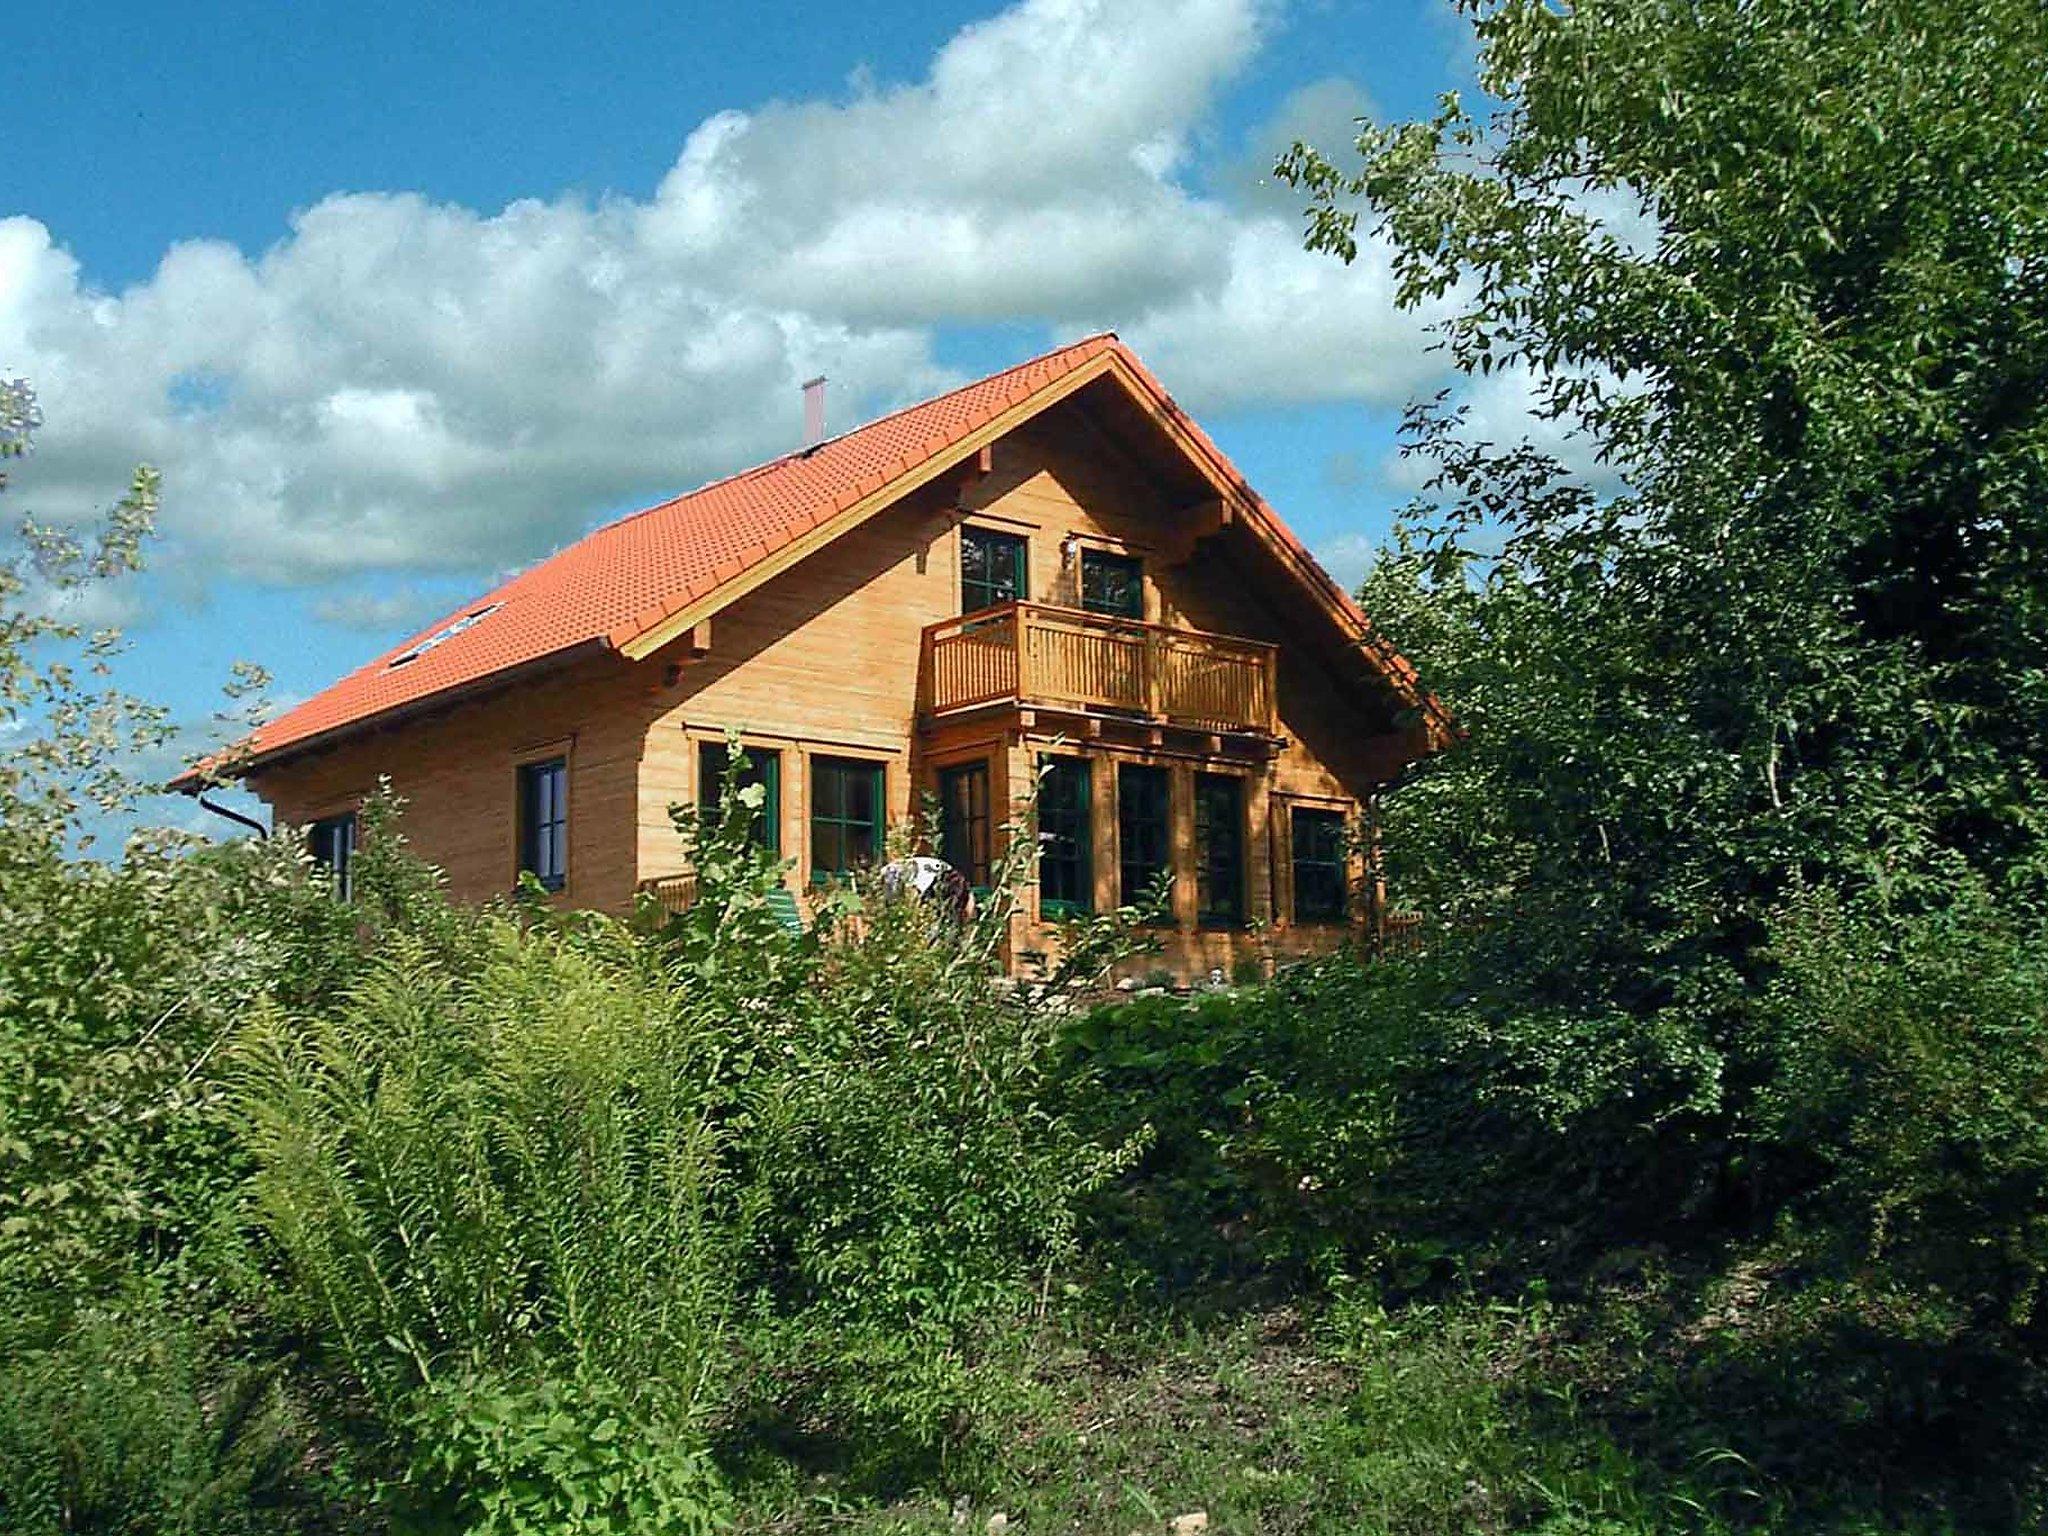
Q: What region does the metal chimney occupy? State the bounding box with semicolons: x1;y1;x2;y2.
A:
801;375;827;447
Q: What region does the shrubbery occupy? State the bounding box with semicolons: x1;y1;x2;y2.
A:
5;0;2047;1525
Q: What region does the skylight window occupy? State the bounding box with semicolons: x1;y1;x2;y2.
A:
388;602;503;668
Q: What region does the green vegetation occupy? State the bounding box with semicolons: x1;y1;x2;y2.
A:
4;0;2047;1530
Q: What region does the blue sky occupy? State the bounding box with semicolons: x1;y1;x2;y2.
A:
3;0;1495;832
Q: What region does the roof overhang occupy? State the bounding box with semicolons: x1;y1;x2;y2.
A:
167;637;610;793
616;342;1456;748
180;335;1454;793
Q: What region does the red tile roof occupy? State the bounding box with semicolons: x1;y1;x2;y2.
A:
185;332;1446;785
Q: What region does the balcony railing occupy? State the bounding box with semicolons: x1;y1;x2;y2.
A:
922;602;1277;734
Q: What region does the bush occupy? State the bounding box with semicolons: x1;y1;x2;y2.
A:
231;915;744;1517
223;768;1145;1514
0;1277;330;1536
1056;955;1447;1289
1757;885;2048;1335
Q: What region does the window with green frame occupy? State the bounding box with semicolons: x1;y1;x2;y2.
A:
1038;756;1093;916
699;740;780;854
1080;548;1144;618
961;526;1027;613
938;759;992;888
809;755;885;881
1291;806;1348;923
1194;772;1244;926
1117;763;1171;915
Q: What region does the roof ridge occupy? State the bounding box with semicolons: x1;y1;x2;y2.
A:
594;331;1118;538
792;329;1118;459
184;328;1460;788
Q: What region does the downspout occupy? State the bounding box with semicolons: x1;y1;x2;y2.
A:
196;790;268;840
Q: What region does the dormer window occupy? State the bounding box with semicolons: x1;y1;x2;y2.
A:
389;602;503;668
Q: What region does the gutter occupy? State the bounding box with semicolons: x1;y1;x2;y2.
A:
196;791;268;840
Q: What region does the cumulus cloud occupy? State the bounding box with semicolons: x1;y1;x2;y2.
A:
0;0;1471;594
309;585;455;636
1380;362;1634;498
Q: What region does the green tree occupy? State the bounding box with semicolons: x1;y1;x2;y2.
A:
1281;0;2048;1282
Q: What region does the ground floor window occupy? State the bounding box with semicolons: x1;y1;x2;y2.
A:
700;740;781;854
938;759;992;887
309;811;356;901
1038;756;1093;917
810;755;885;881
1291;806;1349;923
1194;772;1245;926
1117;763;1171;915
517;757;568;891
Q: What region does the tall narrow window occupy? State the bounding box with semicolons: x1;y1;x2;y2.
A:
699;741;781;854
1291;807;1349;923
1080;549;1144;619
309;811;356;901
810;756;885;881
1194;773;1244;926
1117;764;1171;915
1038;756;1093;917
517;757;568;891
961;526;1027;613
938;760;992;888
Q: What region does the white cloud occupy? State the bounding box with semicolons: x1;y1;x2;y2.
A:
309;585;452;636
1380;361;1633;497
0;0;1458;593
1119;218;1444;410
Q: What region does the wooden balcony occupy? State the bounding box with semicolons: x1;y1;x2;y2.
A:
921;602;1278;737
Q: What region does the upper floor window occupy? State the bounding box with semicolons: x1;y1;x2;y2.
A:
517;757;568;892
1038;756;1093;917
1194;772;1245;927
1291;807;1349;923
938;759;992;889
700;740;781;855
961;526;1027;614
1117;764;1171;915
810;756;885;881
309;811;356;901
1080;549;1143;619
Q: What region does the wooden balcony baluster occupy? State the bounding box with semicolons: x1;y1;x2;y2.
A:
923;602;1277;736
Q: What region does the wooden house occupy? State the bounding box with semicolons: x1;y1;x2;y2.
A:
177;335;1452;983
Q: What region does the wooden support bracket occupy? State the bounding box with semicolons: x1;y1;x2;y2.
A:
1162;495;1234;565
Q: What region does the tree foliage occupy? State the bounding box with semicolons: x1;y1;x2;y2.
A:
1281;0;2048;1308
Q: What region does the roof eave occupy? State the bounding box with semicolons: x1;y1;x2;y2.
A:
168;635;612;794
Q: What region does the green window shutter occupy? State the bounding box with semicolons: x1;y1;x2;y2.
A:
764;885;805;934
1038;756;1093;917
